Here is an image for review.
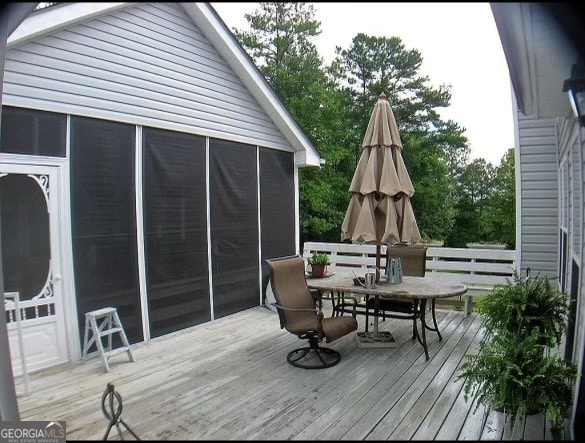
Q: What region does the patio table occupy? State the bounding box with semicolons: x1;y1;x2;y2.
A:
306;274;467;360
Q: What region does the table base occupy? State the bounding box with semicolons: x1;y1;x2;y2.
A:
355;331;399;348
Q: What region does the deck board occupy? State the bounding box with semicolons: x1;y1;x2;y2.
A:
14;306;554;440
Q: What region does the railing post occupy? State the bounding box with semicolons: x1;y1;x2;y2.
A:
465;258;476;316
4;292;29;396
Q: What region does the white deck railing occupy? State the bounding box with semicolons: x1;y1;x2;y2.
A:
302;241;517;315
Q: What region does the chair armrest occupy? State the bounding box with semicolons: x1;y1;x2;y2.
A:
271;303;325;334
270;303;321;315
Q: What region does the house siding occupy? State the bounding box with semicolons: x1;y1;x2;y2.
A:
492;2;585;437
1;2;305;373
517;114;559;276
558;114;584;386
2;2;294;153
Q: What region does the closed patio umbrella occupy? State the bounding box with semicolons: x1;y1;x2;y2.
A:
341;92;421;282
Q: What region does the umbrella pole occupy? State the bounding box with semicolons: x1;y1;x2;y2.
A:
376;243;381;284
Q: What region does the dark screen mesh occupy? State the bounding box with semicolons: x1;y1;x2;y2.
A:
143;127;210;338
209;139;259;318
0;174;50;300
260;148;295;299
70;116;142;345
0;106;66;157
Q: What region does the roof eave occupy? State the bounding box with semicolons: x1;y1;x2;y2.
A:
7;2;131;46
490;2;533;116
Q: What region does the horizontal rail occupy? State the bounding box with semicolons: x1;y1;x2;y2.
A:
302;242;517;315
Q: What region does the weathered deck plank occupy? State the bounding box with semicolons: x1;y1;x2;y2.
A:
363;313;473;440
387;314;485;440
14;306;552;440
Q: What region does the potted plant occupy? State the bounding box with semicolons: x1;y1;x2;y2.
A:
477;270;569;346
307;252;330;278
457;270;578;440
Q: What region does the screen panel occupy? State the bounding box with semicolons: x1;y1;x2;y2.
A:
143;127;210;338
209;139;259;318
259;148;295;299
0;174;50;300
1;106;66;157
70;116;142;344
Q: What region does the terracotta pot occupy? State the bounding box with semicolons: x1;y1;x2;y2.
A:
310;264;327;277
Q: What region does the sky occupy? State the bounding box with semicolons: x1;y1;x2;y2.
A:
211;2;515;166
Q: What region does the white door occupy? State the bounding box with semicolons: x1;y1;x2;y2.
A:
1;165;68;374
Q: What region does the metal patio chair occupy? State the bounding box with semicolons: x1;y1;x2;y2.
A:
266;255;358;369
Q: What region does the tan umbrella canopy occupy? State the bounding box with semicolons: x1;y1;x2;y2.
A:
341;92;421;280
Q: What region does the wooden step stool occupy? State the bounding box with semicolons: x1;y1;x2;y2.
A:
82;307;135;373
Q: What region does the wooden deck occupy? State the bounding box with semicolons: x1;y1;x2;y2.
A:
14;306;558;440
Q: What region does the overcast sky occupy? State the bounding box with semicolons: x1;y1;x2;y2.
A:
211;2;515;166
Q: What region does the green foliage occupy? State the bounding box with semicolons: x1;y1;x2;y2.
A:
232;2;516;246
483;148;516;248
330;33;469;242
444;158;495;247
460;329;576;438
307;252;330;266
331;33;452;134
443;150;515;247
458;271;578;439
234;3;357;241
478;271;570;346
402;131;459;240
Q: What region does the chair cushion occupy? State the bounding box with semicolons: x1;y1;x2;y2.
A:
322;316;358;343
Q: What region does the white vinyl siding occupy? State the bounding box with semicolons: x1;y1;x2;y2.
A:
517;113;559;276
3;3;294;153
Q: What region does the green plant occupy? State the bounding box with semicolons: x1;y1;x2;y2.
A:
457;270;578;440
459;328;577;438
478;271;570;347
307;252;330;266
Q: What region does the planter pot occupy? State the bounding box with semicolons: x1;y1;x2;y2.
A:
493;403;544;417
309;264;327;277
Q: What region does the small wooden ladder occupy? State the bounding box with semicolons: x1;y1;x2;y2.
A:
82;307;135;373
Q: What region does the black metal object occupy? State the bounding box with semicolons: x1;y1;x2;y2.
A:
101;383;140;440
286;335;341;369
332;292;442;361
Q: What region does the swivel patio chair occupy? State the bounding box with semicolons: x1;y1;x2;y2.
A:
266;255;358;369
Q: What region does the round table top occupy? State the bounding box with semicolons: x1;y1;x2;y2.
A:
306;273;467;301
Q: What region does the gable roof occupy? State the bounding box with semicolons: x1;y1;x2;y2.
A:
7;2;321;167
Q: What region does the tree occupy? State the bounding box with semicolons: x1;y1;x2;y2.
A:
233;2;321;95
232;3;506;246
443;151;516;248
403;131;456;241
331;33;469;241
444;158;496;247
331;34;452;134
484;148;516;248
233;2;356;242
